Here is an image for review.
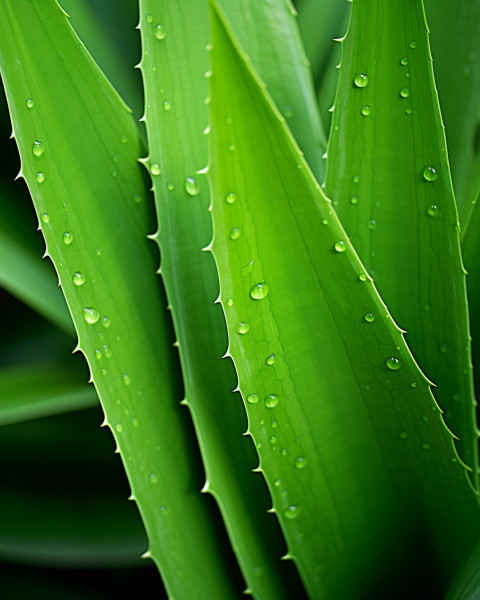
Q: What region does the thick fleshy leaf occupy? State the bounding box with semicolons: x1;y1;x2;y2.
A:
424;0;480;227
209;1;480;597
324;0;479;485
0;2;240;598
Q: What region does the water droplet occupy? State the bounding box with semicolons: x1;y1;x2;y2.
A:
423;166;438;182
353;175;360;183
334;240;346;253
72;272;85;286
146;14;153;23
225;192;237;204
102;315;111;328
151;163;161;176
399;87;410;98
361;105;371;116
103;345;112;358
350;195;358;205
241;260;253;276
284;505;301;519
167;182;174;191
63;231;73;245
400;57;408;66
32;140;44;157
281;449;287;456
247;393;259;404
270;436;277;445
115;424;122;433
294;457;308;469
367;219;378;230
411;382;417;388
163;100;171;111
405;72;410;78
440;343;447;353
26;98;34;109
425;203;440;219
399;431;408;440
228;143;235;151
155;24;166;39
250;282;269;300
409;40;417;49
283;106;293;118
236;322;249;334
83;307;100;324
405;107;412;115
271;420;278;428
95;248;101;256
353;73;369;88
40;212;50;224
150;473;159;484
386;357;401;370
122;374;131;386
227;298;233;307
229;227;241;240
35;172;45;183
274;478;281;487
266;354;275;366
358;273;368;282
95;349;102;360
131;417;139;427
265;394;279;408
322;218;329;225
184;176;199;196
364;313;374;323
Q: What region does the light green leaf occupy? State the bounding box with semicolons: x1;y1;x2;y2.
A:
424;0;480;227
324;0;479;485
209;1;480;597
0;2;240;597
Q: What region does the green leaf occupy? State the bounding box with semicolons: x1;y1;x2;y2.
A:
139;0;307;596
209;1;480;597
0;359;97;426
424;0;480;227
324;0;479;485
0;2;240;597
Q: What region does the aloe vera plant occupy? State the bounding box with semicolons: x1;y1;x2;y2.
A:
2;0;480;598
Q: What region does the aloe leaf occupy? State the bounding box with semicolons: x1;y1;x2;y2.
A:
139;1;306;597
423;0;480;227
209;2;480;597
0;409;146;568
0;360;97;426
0;2;240;597
324;0;479;486
0;182;73;335
59;0;144;126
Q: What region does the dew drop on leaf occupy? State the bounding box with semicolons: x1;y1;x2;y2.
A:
151;163;161;176
399;87;410;98
72;272;85;286
353;73;369;88
423;166;438;182
264;394;279;408
364;313;374;323
426;204;439;218
358;273;368;282
26;98;34;108
367;219;377;230
146;14;153;23
184;176;199;196
266;354;275;366
40;212;50;224
405;107;412;115
250;282;269;300
35;172;45;183
350;196;358;205
122;374;131;386
284;505;301;519
115;424;122;433
32;140;44;157
236;322;249;334
163;100;171;111
334;240;346;253
229;227;241;240
294;457;308;469
63;232;73;245
226;298;233;307
102;315;111;328
386;357;401;370
409;40;417;49
225;192;237;204
398;431;408;440
361;105;371;116
155;24;166;39
83;307;100;324
95;349;101;360
400;57;408;66
247;393;259;404
150;473;159;484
